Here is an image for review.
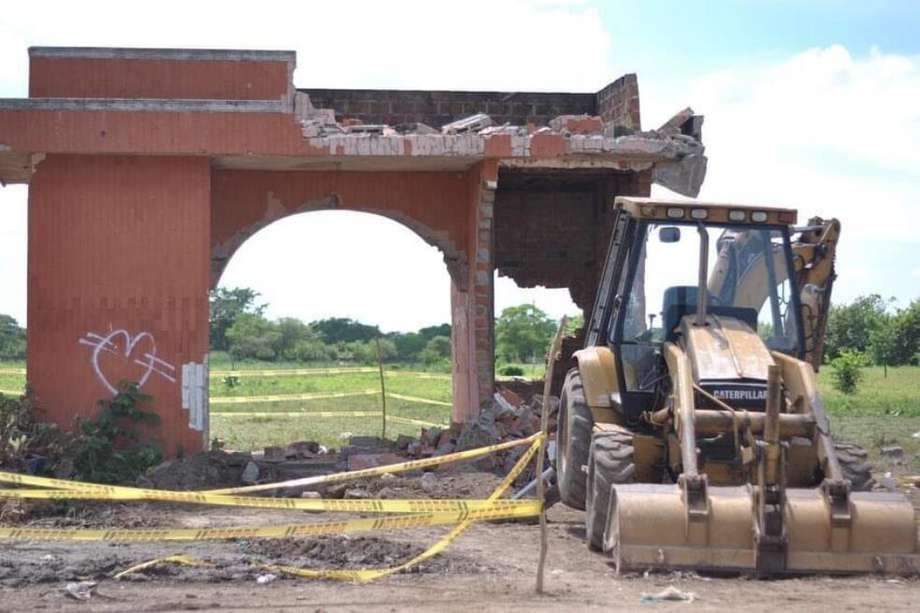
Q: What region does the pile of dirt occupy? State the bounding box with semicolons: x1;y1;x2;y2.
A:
137;450;252;491
242;535;500;575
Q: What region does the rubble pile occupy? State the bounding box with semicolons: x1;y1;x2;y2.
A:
394;389;559;484
296;91;706;196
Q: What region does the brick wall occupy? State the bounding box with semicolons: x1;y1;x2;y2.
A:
300;88;596;128
494;170;631;314
596;73;641;133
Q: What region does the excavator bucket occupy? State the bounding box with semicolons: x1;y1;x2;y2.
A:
605;483;920;575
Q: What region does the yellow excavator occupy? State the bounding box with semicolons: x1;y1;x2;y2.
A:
555;196;919;575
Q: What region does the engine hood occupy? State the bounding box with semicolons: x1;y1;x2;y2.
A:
679;314;775;383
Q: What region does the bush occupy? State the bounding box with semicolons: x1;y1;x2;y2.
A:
829;351;867;395
0;392;70;474
499;365;525;377
72;382;163;484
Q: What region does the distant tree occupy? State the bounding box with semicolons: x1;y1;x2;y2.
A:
869;316;898;377
292;339;331;363
0;315;26;360
311;318;380;344
824;294;891;361
274;317;318;361
389;331;426;361
495;304;556;363
417;323;451;341
225;313;280;361
889;299;920;365
210;288;266;351
421;335;452;363
564;313;584;336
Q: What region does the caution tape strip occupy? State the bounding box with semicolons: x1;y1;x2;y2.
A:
211;390;379;405
385;393;452;407
0;433;544;582
0;487;539;515
209;411;446;428
270;432;542;582
211;432;542;495
0;503;539;542
114;555;212;579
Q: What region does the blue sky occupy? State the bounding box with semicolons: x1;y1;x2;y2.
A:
0;1;918;331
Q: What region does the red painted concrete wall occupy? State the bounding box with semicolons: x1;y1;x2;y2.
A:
30;56;290;101
28;155;211;455
210;169;472;286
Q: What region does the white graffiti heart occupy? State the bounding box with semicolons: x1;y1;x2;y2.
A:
78;329;176;395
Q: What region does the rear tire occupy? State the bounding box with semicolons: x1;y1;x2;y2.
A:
585;430;635;551
834;441;876;491
556;369;593;509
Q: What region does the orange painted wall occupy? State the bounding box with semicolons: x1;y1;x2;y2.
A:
210;169;472;284
28;155;211;455
29;57;290;101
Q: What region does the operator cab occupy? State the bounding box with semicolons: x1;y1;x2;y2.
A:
585;197;805;420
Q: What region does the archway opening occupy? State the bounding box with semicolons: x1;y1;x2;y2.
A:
209;210;454;452
0;185;28;397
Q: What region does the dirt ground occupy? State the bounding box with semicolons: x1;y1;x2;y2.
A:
1;471;919;612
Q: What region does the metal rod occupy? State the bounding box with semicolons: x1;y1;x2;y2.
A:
512;467;555;500
763;365;782;484
536;316;566;594
695;223;710;326
375;337;387;440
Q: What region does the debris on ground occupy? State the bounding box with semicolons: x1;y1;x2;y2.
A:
63;581;97;601
640;585;696;604
880;445;904;458
255;573;277;585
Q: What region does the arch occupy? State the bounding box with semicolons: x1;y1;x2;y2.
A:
209;169;471;291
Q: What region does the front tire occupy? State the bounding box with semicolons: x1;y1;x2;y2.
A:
556;369;593;509
585;430;635;551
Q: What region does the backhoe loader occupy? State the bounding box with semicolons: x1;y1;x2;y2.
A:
555;196;919;575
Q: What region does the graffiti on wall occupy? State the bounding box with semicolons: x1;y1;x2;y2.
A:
78;329;177;395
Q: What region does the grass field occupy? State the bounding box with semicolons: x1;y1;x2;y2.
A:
1;359;918;455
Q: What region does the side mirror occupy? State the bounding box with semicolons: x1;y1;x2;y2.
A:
659;226;681;243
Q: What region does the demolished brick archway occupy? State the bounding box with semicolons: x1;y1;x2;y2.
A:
210;176;470;424
0;47;706;456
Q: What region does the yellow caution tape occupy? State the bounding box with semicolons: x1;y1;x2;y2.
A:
209;411;446;428
0;433;544;582
211;390;378;405
211;432;542;495
270;432;542;582
0;503;538;542
385;393;452;407
211;367;378;378
0;487;539;515
114;555;211;579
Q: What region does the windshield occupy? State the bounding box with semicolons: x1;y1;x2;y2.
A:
615;221;801;355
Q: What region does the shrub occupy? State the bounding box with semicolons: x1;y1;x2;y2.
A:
829;350;867;395
499;365;525;377
72;382;163;484
0;392;70;474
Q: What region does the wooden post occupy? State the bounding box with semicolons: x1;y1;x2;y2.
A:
376;337;387;439
536;317;566;594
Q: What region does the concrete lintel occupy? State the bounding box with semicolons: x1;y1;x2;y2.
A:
0;98;286;113
499;156;656;171
29;47;296;63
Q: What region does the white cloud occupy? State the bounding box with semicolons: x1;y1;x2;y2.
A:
651;45;920;305
0;1;615;95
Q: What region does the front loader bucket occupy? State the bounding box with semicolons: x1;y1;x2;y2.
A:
604;483;920;575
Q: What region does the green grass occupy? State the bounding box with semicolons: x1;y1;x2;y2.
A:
4;358;920;455
819;365;920;416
